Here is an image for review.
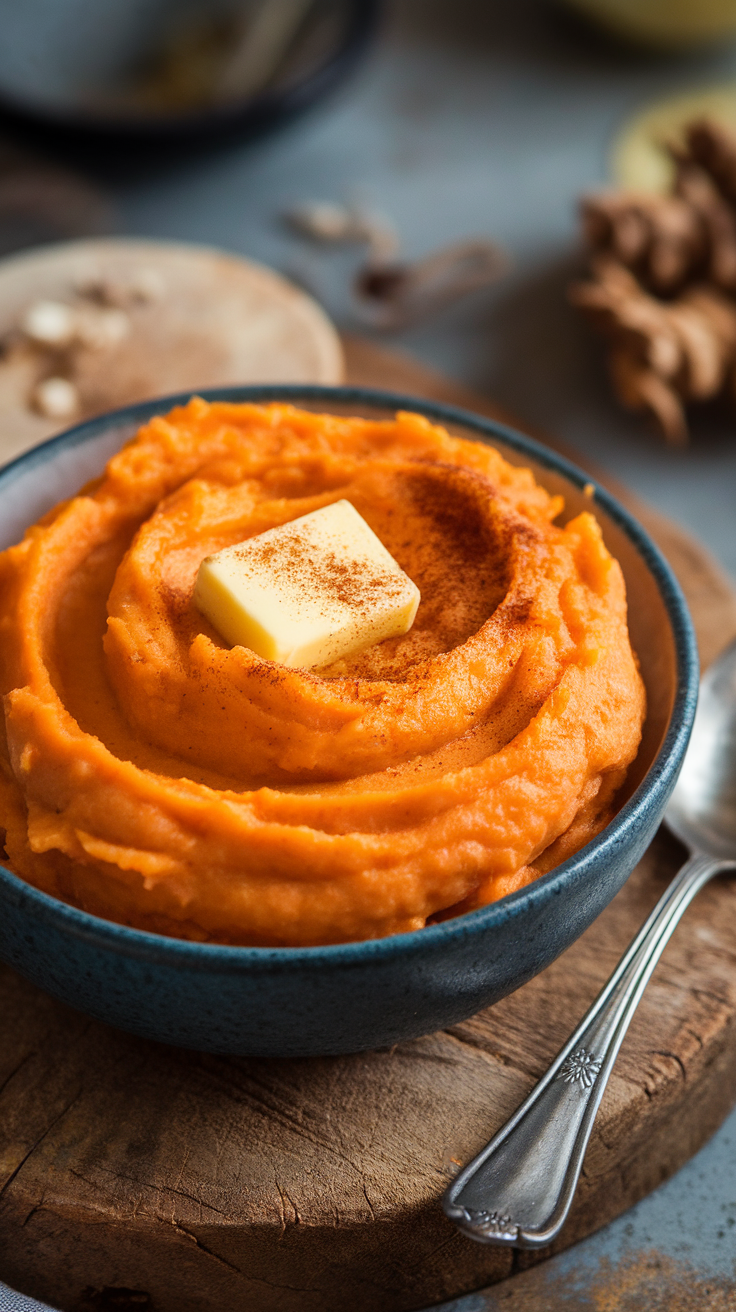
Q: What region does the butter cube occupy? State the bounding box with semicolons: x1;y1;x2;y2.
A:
194;499;420;669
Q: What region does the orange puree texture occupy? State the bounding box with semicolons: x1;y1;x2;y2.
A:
0;401;646;946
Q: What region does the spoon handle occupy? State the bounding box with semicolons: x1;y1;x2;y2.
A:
443;851;736;1249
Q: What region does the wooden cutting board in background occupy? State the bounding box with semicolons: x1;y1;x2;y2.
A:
0;238;344;467
2;337;736;1312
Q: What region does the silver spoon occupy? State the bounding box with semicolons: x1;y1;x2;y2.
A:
444;636;736;1249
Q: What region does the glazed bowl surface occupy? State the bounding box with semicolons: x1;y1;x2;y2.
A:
0;385;698;1056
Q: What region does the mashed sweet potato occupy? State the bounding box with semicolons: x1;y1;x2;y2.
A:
0;401;645;945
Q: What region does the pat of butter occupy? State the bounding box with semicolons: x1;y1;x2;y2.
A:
194;499;420;668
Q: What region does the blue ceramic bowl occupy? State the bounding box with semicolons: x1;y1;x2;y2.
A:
0;386;698;1056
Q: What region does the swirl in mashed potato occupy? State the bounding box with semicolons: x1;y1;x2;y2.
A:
0;401;646;945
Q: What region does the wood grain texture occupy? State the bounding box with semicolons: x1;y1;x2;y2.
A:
2;338;736;1312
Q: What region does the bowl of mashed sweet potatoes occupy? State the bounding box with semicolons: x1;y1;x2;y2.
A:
0;386;697;1055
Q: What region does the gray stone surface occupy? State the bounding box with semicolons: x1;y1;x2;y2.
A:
0;1287;57;1312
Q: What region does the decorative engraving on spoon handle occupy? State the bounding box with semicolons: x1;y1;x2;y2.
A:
444;852;733;1249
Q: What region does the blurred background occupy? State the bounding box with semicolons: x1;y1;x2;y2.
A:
0;0;735;576
0;0;735;561
1;3;736;1309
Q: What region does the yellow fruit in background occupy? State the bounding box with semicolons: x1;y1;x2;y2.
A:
611;86;736;192
562;0;736;48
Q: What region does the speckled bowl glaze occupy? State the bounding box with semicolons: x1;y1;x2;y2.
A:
0;386;698;1056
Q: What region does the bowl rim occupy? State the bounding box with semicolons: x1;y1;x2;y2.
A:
0;383;699;971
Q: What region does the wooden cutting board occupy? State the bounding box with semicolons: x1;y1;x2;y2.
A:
2;338;736;1312
0;238;344;468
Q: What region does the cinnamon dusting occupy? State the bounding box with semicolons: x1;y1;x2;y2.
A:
236;525;405;623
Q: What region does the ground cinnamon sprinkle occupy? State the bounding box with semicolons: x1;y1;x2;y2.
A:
234;521;405;622
325;465;515;682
